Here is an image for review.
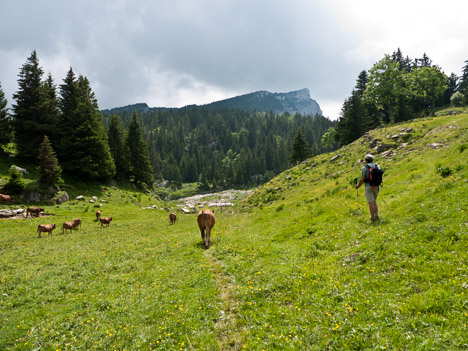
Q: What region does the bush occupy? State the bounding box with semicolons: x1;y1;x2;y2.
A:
436;164;452;178
450;92;464;107
2;167;26;195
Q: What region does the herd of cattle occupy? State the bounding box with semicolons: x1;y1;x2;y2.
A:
34;208;113;238
1;193;216;248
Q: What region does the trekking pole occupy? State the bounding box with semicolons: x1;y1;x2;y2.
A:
354;177;360;214
354;177;358;201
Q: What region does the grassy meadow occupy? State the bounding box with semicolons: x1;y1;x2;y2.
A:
0;112;467;350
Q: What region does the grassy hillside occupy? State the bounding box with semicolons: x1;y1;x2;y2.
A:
0;112;467;350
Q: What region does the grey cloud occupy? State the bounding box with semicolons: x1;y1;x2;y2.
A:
1;0;361;115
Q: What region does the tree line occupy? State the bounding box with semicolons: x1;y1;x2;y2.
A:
333;48;468;145
0;51;335;191
102;106;334;189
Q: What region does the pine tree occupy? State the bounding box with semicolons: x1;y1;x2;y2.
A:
289;128;312;164
38;135;62;187
3;167;26;195
459;60;468;103
355;70;368;97
336;90;371;145
12;51;57;160
57;72;115;180
126;112;154;187
0;81;12;146
108;115;130;181
42;73;60;144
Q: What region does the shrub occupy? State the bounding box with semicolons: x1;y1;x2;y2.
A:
2;167;26;195
450;92;464;107
436;164;452;178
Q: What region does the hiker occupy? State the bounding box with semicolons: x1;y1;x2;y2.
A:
355;154;381;222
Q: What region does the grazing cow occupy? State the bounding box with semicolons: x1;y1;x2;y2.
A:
26;207;44;218
197;209;216;249
96;210;101;221
169;212;177;225
37;224;56;238
99;217;112;227
0;194;13;204
62;221;75;234
73;218;82;229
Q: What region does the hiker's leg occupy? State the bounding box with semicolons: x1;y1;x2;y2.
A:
369;201;378;216
365;187;376;219
373;188;379;219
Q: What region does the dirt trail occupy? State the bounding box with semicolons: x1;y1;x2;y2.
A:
204;250;243;350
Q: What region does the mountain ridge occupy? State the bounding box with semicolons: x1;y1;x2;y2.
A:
102;88;322;116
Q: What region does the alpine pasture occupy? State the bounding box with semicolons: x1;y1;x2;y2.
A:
0;112;467;350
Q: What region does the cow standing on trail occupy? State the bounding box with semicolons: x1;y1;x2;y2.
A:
197;209;215;249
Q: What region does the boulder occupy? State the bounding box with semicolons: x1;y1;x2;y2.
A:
381;150;394;158
0;209;16;218
10;165;27;174
375;143;397;153
369;138;381;148
55;192;69;204
330;154;341;162
76;195;85;200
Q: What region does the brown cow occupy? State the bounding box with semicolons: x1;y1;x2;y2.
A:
99;217;112;227
37;224;56;238
169;212;177;225
26;207;44;218
73;218;82;229
62;221;75;234
0;194;13;204
197;209;215;249
96;210;101;221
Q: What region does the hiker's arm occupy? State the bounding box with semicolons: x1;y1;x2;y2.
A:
355;177;364;189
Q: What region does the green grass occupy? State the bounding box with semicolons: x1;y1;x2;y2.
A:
1;112;467;350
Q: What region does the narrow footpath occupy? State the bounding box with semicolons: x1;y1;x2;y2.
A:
204;250;244;350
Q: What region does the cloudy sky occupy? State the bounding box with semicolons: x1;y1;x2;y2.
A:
1;0;467;120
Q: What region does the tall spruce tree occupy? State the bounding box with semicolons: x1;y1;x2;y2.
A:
126;112;154;187
336;90;371;145
12;51;57;160
57;71;115;179
38;135;62;187
459;60;468;103
42;73;60;144
289;128;312;164
0;82;12;146
108;114;130;181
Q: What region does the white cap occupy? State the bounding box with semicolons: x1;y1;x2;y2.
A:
365;154;374;162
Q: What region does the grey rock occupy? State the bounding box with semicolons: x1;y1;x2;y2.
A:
55;192;69;204
375;144;396;153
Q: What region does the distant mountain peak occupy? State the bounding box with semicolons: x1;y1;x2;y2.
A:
202;88;322;116
102;89;322;116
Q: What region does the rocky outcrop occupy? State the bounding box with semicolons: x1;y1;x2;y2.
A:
104;89;323;117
